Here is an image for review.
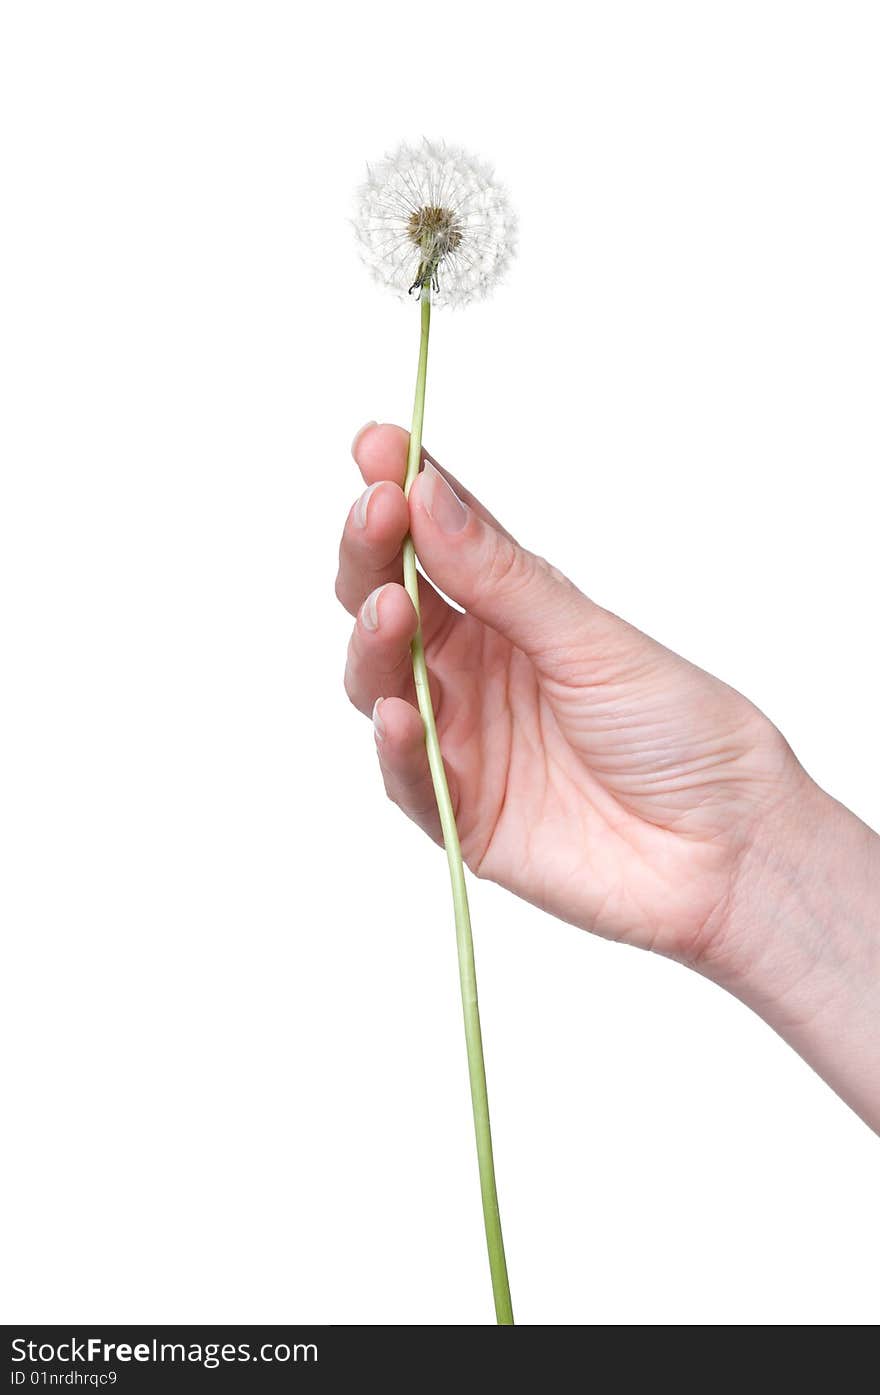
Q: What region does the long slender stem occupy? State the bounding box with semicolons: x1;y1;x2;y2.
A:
402;284;514;1326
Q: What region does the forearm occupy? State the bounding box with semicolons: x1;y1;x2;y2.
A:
711;776;880;1133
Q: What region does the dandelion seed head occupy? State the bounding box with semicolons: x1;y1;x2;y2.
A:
355;139;517;308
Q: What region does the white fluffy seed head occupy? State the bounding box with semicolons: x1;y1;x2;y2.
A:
354;139;517;309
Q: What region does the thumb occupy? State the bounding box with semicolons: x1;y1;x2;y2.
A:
410;460;634;672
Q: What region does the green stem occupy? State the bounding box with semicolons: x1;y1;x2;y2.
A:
402;285;514;1326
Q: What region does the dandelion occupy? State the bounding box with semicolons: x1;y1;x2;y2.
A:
354;141;516;1325
355;139;517;307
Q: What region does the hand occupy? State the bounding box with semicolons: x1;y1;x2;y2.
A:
336;423;805;969
338;424;880;1132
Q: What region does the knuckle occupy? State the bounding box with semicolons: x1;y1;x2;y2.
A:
534;553;570;588
334;571;351;610
342;661;360;709
380;772;403;810
484;534;528;592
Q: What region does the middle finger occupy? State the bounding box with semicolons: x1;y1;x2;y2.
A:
335;479;410;616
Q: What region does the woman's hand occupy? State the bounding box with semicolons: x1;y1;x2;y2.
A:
337;423;801;966
336;423;880;1130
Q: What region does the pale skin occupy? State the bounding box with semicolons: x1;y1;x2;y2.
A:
337;422;880;1133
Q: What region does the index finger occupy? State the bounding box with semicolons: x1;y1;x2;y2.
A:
352;422;409;487
352;422;517;542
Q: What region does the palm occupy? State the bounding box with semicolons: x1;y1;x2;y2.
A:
426;605;794;961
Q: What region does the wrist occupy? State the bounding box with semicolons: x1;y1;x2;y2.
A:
704;772;880;1131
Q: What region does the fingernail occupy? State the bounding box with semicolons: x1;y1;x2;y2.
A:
354;481;382;529
372;696;386;743
422;459;467;534
361;584;386;632
351;420;378;457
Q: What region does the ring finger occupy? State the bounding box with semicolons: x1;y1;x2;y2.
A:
343;582;443;718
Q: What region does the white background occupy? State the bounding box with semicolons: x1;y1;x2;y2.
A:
1;1;878;1325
